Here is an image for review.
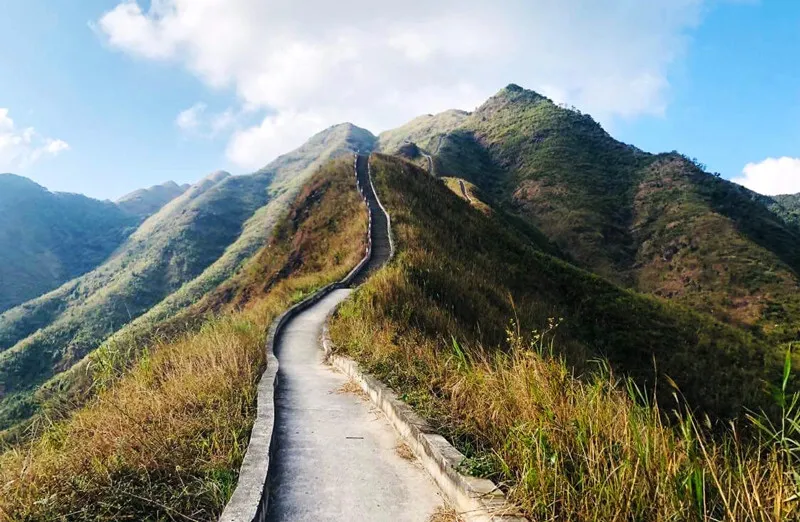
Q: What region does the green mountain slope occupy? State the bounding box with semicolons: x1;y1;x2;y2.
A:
330;153;793;521
0;175;138;313
766;192;800;228
0;123;376;432
334;153;785;422
116;180;191;218
0;157;369;519
383;85;800;341
377;109;468;171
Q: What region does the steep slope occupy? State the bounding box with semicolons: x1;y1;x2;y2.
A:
383;85;800;340
0;157;368;520
0;174;139;313
333;155;785;422
766;192;800;228
116;180;191;218
0;123;376;433
376;109;468;171
330;155;794;521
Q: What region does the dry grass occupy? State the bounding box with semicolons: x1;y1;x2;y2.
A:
332;309;799;521
0;158;368;521
329;154;800;521
337;379;368;400
395;442;415;461
428;505;462;522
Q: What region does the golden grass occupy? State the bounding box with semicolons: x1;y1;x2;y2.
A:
395;442;415;461
332;304;799;521
428;505;461;522
0;158;368;521
328;154;799;521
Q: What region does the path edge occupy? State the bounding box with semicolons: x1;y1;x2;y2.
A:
321;325;527;522
219;153;376;522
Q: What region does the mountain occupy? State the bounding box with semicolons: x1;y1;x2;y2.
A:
116;180;191;218
0;174;139;313
329;153;792;520
766;192;800;228
0;157;368;519
0;99;796;520
382;85;800;341
0;123;376;432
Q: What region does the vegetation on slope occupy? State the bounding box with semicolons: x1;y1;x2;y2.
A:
0;175;139;313
384;85;800;343
116;180;190;218
329;154;797;520
376;109;468;156
0;124;376;439
0;170;269;431
767;192;800;228
0;158;367;521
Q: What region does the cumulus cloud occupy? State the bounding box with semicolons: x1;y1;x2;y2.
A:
98;0;706;168
732;157;800;196
0;109;70;171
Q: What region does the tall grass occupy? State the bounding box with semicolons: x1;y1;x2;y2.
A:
329;154;799;520
0;158;367;520
332;297;799;520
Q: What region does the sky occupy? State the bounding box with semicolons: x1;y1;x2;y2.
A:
0;0;797;200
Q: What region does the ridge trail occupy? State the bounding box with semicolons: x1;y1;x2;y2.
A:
264;154;442;521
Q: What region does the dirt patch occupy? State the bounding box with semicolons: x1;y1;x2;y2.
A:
395;442;415;461
336;379;368;400
428;505;461;522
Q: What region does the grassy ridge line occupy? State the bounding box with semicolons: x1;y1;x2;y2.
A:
0;123;375;436
382;86;800;343
0;175;142;314
0;158;368;521
329;154;796;520
0;172;269;431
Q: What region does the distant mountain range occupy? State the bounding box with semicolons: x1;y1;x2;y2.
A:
0;123;374;432
1;84;799;436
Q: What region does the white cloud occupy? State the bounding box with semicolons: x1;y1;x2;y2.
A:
98;0;707;168
732;157;800;196
226;111;326;169
175;102;240;139
0;109;70;172
175;102;206;131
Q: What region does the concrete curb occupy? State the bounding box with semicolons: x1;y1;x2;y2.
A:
321;325;527;522
219;154;375;522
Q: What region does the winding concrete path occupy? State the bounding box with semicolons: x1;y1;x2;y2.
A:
264;155;442;521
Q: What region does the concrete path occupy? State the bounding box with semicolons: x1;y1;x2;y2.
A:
265;289;443;521
458;179;473;203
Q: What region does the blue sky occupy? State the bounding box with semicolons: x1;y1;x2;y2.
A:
0;0;797;199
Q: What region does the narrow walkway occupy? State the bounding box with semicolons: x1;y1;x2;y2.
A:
265;155;441;521
458;179;472;203
348;154;392;287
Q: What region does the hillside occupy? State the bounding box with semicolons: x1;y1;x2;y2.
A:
329;154;794;519
383;85;800;341
0;157;368;520
0;123;376;435
767;192;800;228
116;180;191;217
333;154;785;420
0;175;139;313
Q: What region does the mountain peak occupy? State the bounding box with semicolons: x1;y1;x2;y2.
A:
493;83;547;103
204;170;231;183
0;173;48;194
